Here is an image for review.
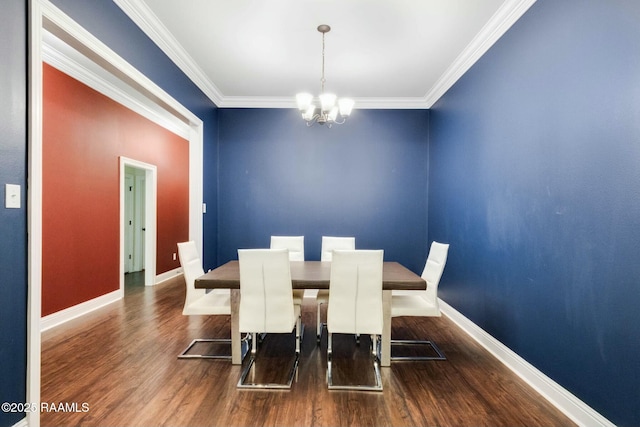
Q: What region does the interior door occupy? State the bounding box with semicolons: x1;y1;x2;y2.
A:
133;174;145;272
124;173;135;273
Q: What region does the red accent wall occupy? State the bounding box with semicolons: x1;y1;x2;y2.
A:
42;63;189;316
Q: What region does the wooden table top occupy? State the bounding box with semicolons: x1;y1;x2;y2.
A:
195;260;426;291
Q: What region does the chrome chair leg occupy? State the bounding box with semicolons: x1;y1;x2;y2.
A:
179;332;252;360
390;339;446;361
326;332;333;386
317;301;325;344
257;332;267;344
240;333;251;360
296;313;302;354
326;333;383;391
178;338;232;359
238;327;301;389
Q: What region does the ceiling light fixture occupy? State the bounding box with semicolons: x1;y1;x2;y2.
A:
296;25;354;127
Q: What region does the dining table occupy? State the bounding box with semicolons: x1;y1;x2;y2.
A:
194;260;426;366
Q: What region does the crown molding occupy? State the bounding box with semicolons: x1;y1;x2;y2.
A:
42;0;202;126
114;0;224;106
114;0;536;110
424;0;537;107
220;96;430;110
43;31;190;138
355;97;431;110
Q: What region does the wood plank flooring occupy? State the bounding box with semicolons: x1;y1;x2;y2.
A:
41;275;575;427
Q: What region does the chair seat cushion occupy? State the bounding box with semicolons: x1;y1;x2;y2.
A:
184;289;231;316
391;293;440;318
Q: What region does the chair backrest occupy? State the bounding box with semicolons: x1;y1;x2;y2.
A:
177;241;206;313
238;248;295;333
422;241;449;304
320;236;356;261
270;235;305;261
327;250;384;335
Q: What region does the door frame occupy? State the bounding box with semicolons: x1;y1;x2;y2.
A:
120;157;157;289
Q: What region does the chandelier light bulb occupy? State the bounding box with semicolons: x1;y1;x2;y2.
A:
319;93;337;113
328;106;339;122
338;98;355;117
302;105;316;121
296;93;313;111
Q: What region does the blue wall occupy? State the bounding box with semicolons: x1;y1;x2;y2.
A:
215;108;430;272
0;1;27;426
429;1;640;425
5;1;636;426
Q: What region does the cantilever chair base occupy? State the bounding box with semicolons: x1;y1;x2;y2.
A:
327;333;383;391
179;335;251;360
327;358;383;391
237;352;300;389
390;339;446;361
178;338;231;359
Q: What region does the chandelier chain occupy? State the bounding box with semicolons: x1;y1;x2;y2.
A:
321;31;326;93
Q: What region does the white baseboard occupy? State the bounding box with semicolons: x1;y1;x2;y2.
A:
155;267;181;285
12;417;28;427
40;269;180;332
41;289;123;332
439;299;615;427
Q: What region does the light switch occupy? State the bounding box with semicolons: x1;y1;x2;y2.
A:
5;184;21;209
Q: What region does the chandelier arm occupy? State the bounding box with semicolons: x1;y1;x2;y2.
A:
304;113;322;126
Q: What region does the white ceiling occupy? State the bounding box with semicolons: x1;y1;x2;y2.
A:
114;0;536;109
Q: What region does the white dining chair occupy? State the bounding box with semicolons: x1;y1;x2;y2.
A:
320;236;356;262
237;248;302;389
270;235;305;261
391;241;449;361
316;236;355;343
270;235;306;305
326;249;384;391
177;241;236;359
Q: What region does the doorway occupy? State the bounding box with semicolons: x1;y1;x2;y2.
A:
124;165;146;287
120;157;157;290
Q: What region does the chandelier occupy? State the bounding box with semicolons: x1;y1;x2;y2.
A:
296;25;354;127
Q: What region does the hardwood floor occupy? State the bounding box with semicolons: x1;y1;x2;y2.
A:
41;275;575;427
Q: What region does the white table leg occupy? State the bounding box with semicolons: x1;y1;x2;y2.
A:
231;289;241;364
382;290;391;367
